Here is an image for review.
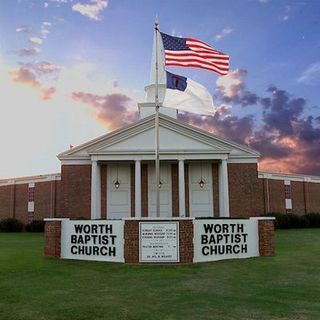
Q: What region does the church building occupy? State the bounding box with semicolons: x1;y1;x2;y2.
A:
0;87;320;223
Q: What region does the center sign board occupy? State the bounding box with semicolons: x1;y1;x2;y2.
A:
139;222;179;263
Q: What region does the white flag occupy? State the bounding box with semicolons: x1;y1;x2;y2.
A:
163;71;215;115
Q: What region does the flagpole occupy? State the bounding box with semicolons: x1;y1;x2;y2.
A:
154;20;160;218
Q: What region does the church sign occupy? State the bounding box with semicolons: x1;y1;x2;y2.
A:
139;222;179;263
45;217;274;263
193;219;259;263
60;220;124;262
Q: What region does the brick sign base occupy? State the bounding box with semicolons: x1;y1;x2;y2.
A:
44;217;275;263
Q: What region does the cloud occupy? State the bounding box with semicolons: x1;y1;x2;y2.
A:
15;47;40;57
29;37;43;45
16;25;30;33
72;91;138;130
178;108;254;145
215;27;233;42
178;77;320;175
216;69;258;106
72;0;108;20
41;21;52;39
9;61;61;100
44;2;49;8
297;62;320;85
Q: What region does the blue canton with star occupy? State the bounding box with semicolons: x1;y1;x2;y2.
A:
160;32;190;51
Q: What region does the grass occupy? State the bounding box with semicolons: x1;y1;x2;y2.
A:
0;230;319;320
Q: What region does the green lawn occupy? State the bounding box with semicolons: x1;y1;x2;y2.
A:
0;230;319;320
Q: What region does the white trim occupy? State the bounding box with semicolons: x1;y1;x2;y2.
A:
228;158;258;163
219;159;230;217
135;160;141;218
258;171;320;184
124;217;195;220
91;153;229;161
91;161;101;219
60;159;91;165
284;180;291;186
0;173;61;187
249;217;276;220
178;160;185;217
44;218;70;221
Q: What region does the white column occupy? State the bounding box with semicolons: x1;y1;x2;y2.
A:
178;160;185;217
91;160;101;219
135;160;141;218
219;159;230;217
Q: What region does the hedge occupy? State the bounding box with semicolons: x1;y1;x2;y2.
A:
264;213;320;229
0;218;24;232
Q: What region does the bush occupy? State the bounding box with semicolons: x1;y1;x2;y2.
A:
305;213;320;228
0;218;24;232
26;220;45;232
264;213;318;229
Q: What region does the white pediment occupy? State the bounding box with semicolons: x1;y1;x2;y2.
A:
94;126;225;153
58;114;260;161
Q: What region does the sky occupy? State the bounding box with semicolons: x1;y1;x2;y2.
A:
0;0;319;179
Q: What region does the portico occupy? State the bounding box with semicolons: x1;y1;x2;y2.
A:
58;109;259;220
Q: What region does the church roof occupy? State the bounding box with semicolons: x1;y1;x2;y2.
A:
58;113;260;161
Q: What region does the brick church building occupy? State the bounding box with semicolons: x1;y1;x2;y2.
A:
1;100;320;223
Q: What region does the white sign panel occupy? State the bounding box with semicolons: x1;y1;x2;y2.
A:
61;220;124;263
139;222;179;263
194;219;259;262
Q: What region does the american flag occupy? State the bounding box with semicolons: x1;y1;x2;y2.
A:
160;32;229;76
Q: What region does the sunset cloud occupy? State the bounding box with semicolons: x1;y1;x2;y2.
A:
216;69;258;106
9;61;61;100
179;82;320;175
72;91;138;130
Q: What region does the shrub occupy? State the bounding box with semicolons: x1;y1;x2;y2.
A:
305;213;320;228
0;218;24;232
264;213;312;229
26;220;45;232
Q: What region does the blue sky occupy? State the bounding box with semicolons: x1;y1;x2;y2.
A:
0;0;319;178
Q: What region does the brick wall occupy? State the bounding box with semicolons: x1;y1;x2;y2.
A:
258;219;275;256
308;182;320;213
124;219;194;264
291;181;305;215
228;163;264;217
60;165;91;219
34;181;55;220
0;185;13;220
14;184;29;223
44;220;61;258
267;179;286;214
